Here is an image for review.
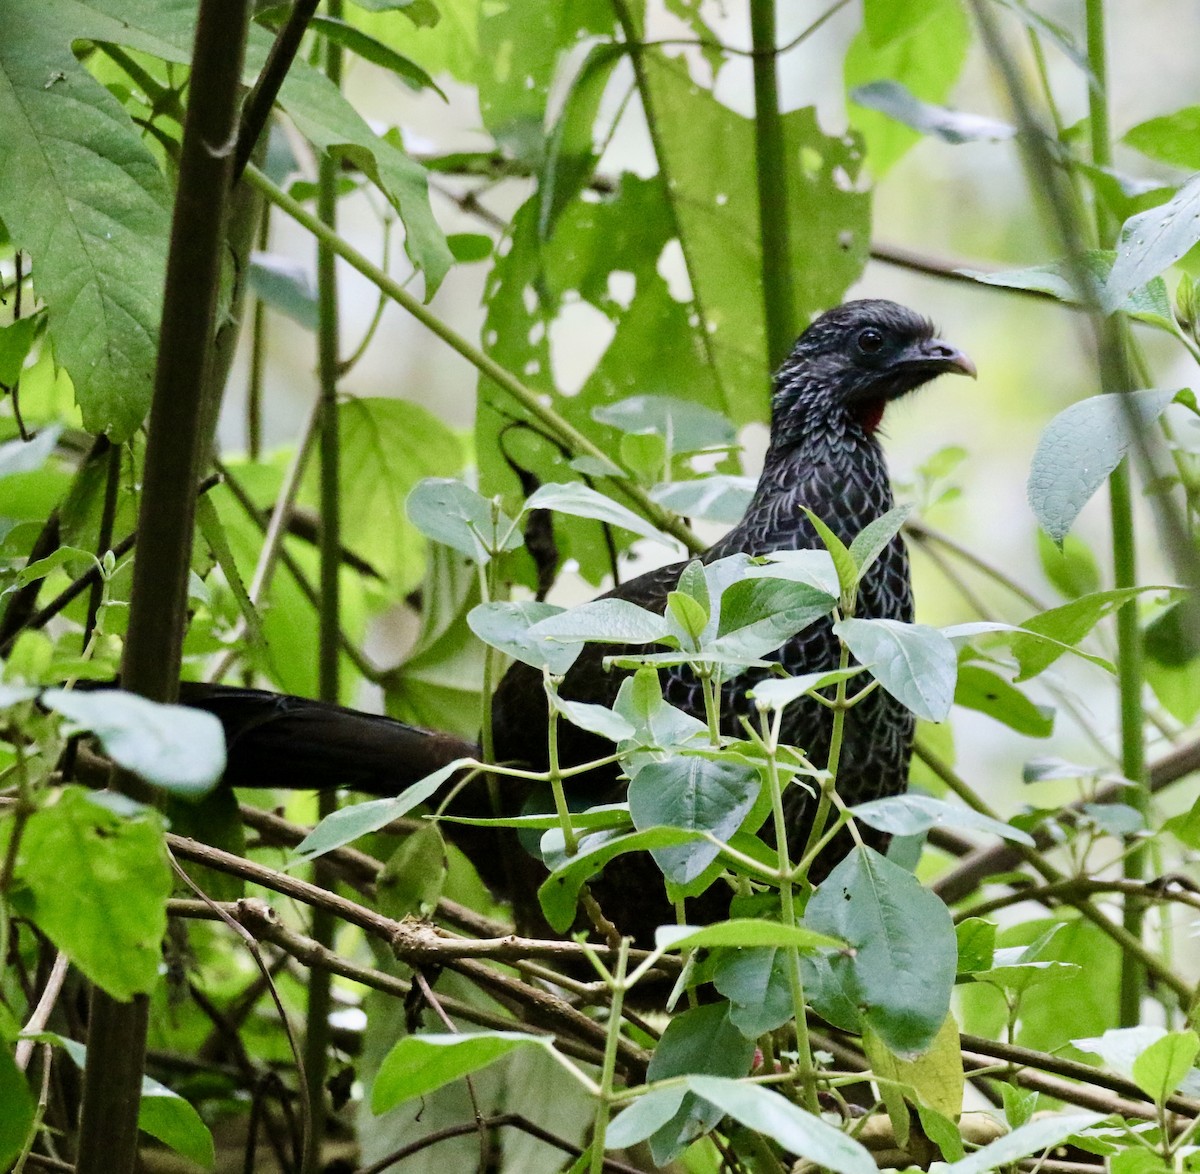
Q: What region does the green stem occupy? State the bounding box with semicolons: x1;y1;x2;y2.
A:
305;6;344;1166
761;711;819;1114
589;940;629;1174
243;165;702;554
544;682;578;856
799;636;851;870
750;0;795;370
1085;0;1148;1027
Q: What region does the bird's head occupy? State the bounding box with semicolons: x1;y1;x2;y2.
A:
771;299;975;440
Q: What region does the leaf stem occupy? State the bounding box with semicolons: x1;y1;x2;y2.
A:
589;939;630;1174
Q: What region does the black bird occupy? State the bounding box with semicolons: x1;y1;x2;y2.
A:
186;300;974;940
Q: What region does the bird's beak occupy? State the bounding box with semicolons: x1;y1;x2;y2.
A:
901;337;977;380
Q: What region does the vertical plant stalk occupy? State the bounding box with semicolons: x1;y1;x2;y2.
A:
76;2;251;1171
750;0;795;370
1085;0;1148;1026
305;3;344;1167
588;940;630;1174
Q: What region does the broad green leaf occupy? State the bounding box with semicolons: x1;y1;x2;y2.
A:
711;578;836;659
628;757;761;885
467;600;581;674
302;398;465;597
654;919;843;954
848;504;913;579
834;618;957;721
247;253;317;329
864;0;942;47
1125;107;1200;171
667;590;709;649
1131;1031;1199;1104
1037;530;1101;599
745;548;842;597
749;667;868;711
943;1114;1103;1174
606;1086;688;1150
1073;1026;1168;1082
1105;173;1200;311
0;314;41;385
646;1004;756;1166
407;478;521;562
961;252;1173;327
1028;388;1179;542
712;947;794;1037
527;598;671;645
537;826;706;932
292;14;445;96
0;3;170;439
593;395;736;454
685;1076;877;1174
0;1046;34;1169
650;475;756;524
851;794;1034;846
554;697;635;742
845;0;971;176
138;1080;216;1170
290;759;471;864
864;1015;964;1138
805;846;956;1055
803;509;857;599
372;1032;555;1112
42;689;225;797
955;663;1054;737
12;786;170;1000
377;823;447;920
524;482;676;545
852;81;1014;143
1013;587;1175;681
446;232;493;262
956;918;997;975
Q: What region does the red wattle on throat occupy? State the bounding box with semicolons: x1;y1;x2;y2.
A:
856;399;886;433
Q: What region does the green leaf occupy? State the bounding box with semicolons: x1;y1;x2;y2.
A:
954;664;1054;737
628;757;761;885
527;598;671;646
712;947;794;1037
372;1032;555;1112
961;251;1173;326
845;0;971;176
685;1076;877;1174
554;698;635;743
1130;1031;1199;1105
0;314;41;385
247;253;318;329
1013;587;1174;681
378;823;447;920
295;14;445;97
1105;173;1200;311
12;786;170;1000
711;578;836;660
593;395;736;455
446;232;493;262
1072;1025;1170;1081
848;504;913;580
306;398;465;597
650;475;756;524
42;689;225;797
138;1080;216;1170
942;1113;1103;1174
290;759;471;864
864;1013;964;1128
805;846;957;1055
802;509;857;599
0;1046;34;1169
537;826;706;933
955;918;997;975
852;80;1014;143
0;4;171;439
1037;530;1101;599
749;667;868;711
1028;388;1179;542
1125;106;1200;170
654;919;844;954
606;1087;689;1150
852;794;1034;846
407;478;521;562
834;618;957;721
645;1004;756;1166
524;482;676;545
467;601;581;675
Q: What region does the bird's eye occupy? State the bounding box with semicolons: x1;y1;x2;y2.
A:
857;327;884;354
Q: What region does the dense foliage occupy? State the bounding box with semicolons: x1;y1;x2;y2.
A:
1;0;1199;1171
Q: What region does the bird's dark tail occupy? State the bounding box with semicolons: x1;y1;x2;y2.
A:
179;682;479;797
